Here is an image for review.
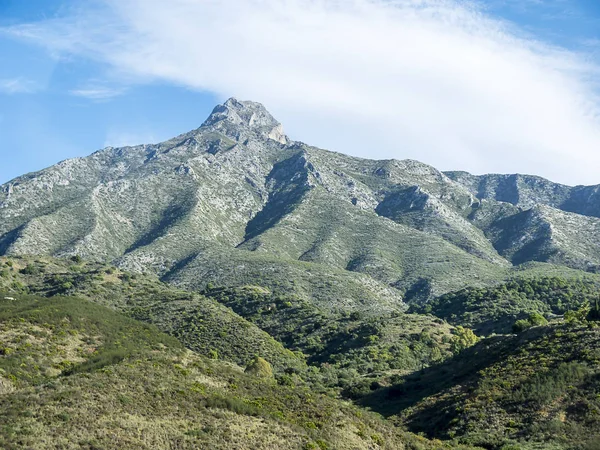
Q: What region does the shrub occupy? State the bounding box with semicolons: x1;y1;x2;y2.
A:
528;312;548;327
566;303;591;325
512;319;531;333
512;362;590;406
20;264;41;275
349;311;362;321
245;356;274;379
513;313;548;333
204;394;260;416
587;298;600;322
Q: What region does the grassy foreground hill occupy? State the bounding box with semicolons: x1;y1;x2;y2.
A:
4;253;600;449
0;256;305;373
0;293;448;450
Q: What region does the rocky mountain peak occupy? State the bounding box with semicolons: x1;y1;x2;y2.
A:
201;98;289;144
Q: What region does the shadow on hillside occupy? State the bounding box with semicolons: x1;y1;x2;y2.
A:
358;332;535;437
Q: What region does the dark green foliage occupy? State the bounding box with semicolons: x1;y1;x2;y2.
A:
527;312;548;326
205;286;455;393
588;297;600;322
19;263;42;275
512;319;531;333
512;312;548;333
510;361;590;406
362;324;600;449
565;302;592;326
420;276;600;335
450;326;479;353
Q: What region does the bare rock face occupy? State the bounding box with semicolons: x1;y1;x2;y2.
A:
0;376;15;395
1;97;600;308
202;98;289;145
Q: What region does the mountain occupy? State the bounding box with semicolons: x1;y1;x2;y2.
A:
447;172;600;271
2;98;600;310
446;171;600;217
3;98;600;449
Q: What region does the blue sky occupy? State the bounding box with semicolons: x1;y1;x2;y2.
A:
1;0;599;185
0;0;218;184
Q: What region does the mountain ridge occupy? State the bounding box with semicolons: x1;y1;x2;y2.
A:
1;98;600;309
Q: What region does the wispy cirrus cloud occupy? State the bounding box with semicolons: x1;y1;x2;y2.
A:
0;77;39;94
70;85;125;100
3;0;600;185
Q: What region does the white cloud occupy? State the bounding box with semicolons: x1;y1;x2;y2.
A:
70;85;125;100
4;0;600;185
0;78;38;94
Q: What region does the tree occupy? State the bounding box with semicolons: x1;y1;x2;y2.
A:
587;296;600;322
513;319;532;333
430;346;443;363
565;302;591;326
19;264;40;275
528;312;548;327
513;312;548;333
451;326;479;353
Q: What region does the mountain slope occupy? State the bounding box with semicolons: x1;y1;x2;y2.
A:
361;322;600;450
1;255;465;396
0;256;304;373
446;171;600;218
1;98;600;310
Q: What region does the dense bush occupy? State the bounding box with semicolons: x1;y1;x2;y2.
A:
366;323;600;449
450;326;478;352
19;264;42;275
245;356;274;379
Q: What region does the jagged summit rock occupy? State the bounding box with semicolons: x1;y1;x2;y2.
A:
202;97;289;145
203;98;277;128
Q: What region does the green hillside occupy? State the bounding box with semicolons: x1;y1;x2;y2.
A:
0;255;462;395
361;321;600;450
0;293;441;450
418;275;600;335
